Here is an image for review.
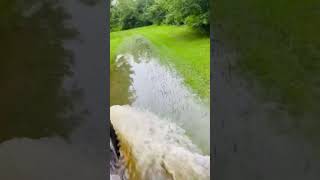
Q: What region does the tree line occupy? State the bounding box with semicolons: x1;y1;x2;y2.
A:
110;0;209;33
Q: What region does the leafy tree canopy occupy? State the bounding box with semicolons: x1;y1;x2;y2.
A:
110;0;209;33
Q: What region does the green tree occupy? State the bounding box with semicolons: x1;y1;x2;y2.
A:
110;0;210;33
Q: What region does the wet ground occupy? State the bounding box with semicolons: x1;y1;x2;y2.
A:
109;36;210;179
110;36;210;154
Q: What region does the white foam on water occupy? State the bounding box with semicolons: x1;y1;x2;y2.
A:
115;54;210;154
111;105;210;180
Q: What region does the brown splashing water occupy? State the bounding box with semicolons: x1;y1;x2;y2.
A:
110;37;210;179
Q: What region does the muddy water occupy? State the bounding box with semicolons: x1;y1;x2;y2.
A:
0;0;107;179
111;105;210;180
110;37;210;155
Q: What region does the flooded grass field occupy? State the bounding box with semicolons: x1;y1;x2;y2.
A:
111;26;210;98
110;30;210;179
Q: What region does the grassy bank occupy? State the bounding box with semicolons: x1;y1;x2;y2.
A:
110;25;210;99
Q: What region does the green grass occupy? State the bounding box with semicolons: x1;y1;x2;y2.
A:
111;25;210;99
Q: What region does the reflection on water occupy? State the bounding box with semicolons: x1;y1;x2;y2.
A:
110;36;153;106
110;60;132;106
111;37;210;154
110;36;210;179
119;53;210;154
0;0;107;179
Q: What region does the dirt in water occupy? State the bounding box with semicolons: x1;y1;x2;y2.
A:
110;37;210;179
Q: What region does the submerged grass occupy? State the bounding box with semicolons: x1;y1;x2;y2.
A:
110;25;210;99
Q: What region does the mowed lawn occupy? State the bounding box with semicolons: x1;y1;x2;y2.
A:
110;25;210;99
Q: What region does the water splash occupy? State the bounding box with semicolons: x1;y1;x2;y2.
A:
115;53;210;154
111;105;210;180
